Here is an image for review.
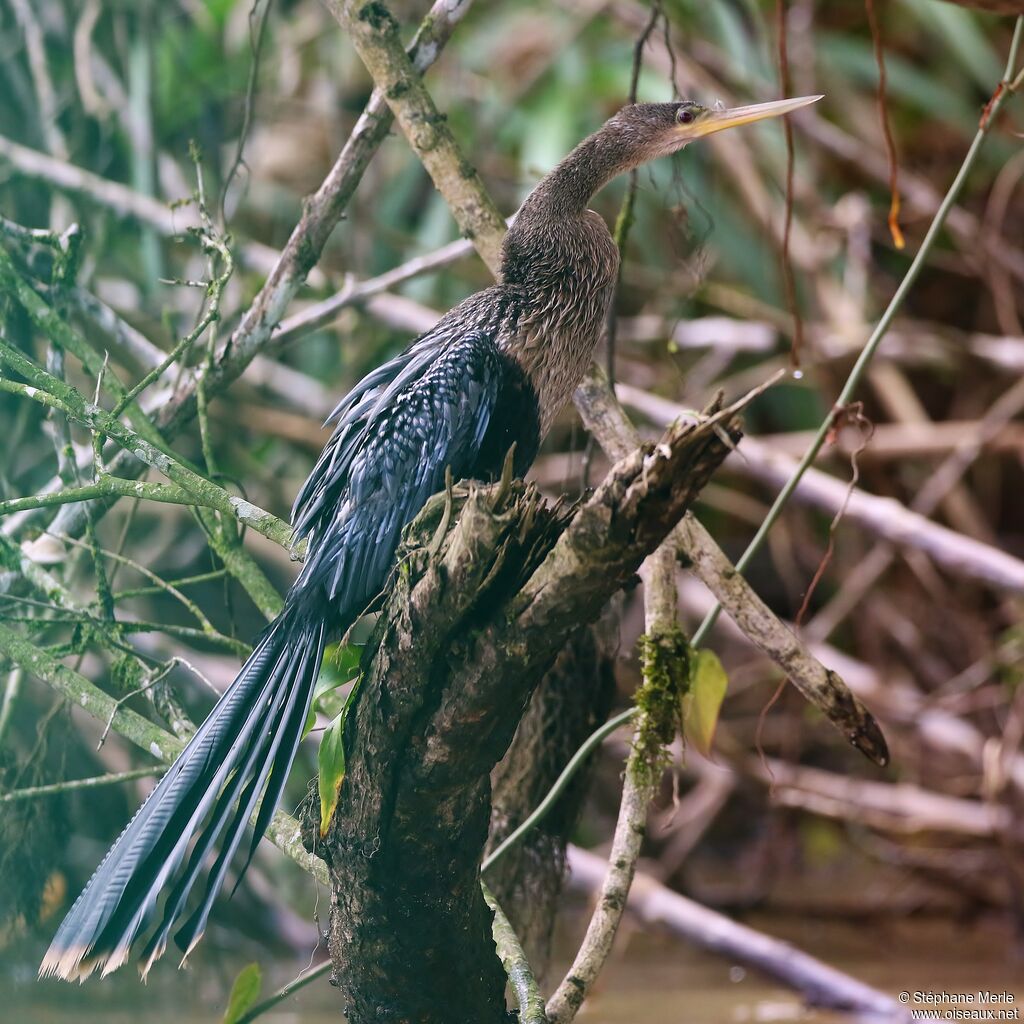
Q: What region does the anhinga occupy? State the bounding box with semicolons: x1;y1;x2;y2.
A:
41;93;820;982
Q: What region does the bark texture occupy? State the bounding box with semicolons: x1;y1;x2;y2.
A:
316;402;744;1023
485;612;619;979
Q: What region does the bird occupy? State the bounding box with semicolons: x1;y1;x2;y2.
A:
40;93;820;982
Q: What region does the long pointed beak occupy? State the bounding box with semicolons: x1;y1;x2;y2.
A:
694;94;823;137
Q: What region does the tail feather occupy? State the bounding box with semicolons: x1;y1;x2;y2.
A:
135;636;302;974
40;646;271;981
93;637;296;978
173;623;326;962
39;613;326;981
238;621;326;878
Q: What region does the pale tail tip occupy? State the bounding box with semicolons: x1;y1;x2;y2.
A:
38;943;95;983
140;939;167;981
177;929;205;970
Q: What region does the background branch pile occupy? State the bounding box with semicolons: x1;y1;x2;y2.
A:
1;1;1022;1022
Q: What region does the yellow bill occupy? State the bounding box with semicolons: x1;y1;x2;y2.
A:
692;94;823;137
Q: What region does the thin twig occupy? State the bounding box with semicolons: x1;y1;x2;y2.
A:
546;541;682;1023
483;883;547;1024
0;343;292;547
0;766;166;804
220;0;274;225
693;16;1024;645
605;1;660;383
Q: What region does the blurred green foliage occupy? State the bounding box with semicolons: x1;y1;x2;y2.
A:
1;0;1022;976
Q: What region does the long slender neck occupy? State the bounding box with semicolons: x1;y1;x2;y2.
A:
519;122;640;219
500;118;647;290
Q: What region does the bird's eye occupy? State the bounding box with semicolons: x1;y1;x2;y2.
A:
676;108;695;125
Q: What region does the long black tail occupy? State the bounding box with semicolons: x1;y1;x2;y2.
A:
39;609;326;981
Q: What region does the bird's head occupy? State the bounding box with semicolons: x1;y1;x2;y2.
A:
608;94;823;162
516;93;824;218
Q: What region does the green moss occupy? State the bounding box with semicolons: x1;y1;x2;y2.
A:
111;653;145;695
633;627;691;774
0;535;19;573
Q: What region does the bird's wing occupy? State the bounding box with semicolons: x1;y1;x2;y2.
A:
290;330;502;615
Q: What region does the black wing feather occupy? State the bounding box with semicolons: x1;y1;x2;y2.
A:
293;330;503;614
41;326;503;981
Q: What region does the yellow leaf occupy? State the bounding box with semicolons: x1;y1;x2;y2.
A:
317;712;346;836
683;649;728;757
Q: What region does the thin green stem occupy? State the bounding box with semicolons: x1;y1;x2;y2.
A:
0;344;291;547
112;568;228;601
0;765;165;803
234;961;333;1024
693;15;1023;647
114;619;250;656
488;17;1024;876
0;477;199;516
482;707;634;873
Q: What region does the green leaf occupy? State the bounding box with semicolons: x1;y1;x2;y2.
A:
323;642;362;681
683;649;728;758
222;962;262;1024
314;643;362;701
302;644;363;740
317;711;346;836
301;705;318;741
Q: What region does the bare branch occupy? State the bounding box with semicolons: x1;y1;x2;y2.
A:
565;846;908;1020
617;383;1024;596
322;0;507;275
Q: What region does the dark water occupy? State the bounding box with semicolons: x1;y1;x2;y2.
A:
8;913;1024;1023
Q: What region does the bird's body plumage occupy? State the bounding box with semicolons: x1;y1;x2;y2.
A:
42;158;617;985
42;95;817;982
